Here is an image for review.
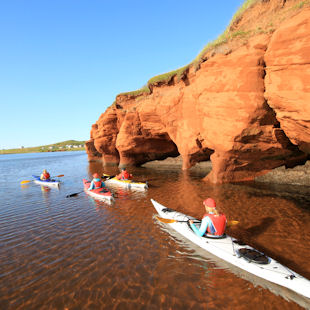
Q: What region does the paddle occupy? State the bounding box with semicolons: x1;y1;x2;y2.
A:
20;174;64;185
155;215;239;227
102;174;116;180
66;190;84;198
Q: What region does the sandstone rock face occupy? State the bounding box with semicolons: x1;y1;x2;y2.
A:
264;8;310;155
86;2;310;183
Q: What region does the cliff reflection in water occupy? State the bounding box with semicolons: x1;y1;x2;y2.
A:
0;152;309;309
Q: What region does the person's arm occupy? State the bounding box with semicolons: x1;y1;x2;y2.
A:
88;180;95;191
190;217;212;237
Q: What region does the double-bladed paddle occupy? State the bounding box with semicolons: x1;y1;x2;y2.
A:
155;215;239;227
20;174;64;185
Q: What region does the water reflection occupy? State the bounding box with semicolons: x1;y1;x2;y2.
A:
20;184;30;190
87;161;105;179
1;153;310;309
40;185;52;208
155;214;310;309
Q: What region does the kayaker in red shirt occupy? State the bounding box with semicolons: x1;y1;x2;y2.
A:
88;173;105;190
116;168;133;180
189;198;227;237
40;169;50;180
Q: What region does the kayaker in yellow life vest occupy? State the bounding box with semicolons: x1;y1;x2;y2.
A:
189;198;227;237
88;173;105;190
116;168;133;181
40;169;50;180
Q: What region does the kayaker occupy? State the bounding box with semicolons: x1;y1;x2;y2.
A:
88;173;106;190
116;168;133;180
189;198;227;237
40;169;50;180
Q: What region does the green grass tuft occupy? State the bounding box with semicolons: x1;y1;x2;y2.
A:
117;86;151;98
147;65;189;86
291;0;310;10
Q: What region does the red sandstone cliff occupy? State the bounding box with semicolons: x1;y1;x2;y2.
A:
86;0;310;183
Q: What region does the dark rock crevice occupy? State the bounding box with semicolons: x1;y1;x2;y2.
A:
118;137;180;167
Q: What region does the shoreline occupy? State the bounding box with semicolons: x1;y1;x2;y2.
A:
142;156;310;186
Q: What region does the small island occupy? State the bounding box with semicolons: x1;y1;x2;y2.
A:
0;140;85;154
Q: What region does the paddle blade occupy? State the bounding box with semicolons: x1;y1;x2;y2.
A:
20;180;31;184
66;191;82;198
102;174;116;180
55;174;64;177
227;220;239;227
155;216;178;224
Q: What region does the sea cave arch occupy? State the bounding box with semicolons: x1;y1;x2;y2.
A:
117;133;180;168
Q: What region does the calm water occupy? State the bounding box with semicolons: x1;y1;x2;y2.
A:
0;151;310;310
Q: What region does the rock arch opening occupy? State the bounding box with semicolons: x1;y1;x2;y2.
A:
118;133;180;167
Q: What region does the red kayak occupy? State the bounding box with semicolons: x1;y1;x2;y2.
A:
83;179;114;203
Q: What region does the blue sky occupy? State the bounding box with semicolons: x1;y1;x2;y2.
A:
0;0;245;149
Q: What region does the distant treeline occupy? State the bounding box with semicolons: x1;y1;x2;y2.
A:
1;140;85;154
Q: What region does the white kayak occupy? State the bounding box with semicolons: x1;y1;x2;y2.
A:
151;199;310;300
104;176;148;190
32;175;60;188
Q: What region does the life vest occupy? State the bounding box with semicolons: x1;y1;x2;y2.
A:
203;213;227;236
41;172;50;180
120;170;131;180
93;179;102;189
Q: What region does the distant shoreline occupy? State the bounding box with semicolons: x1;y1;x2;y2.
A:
0;148;85;155
1;140;85;155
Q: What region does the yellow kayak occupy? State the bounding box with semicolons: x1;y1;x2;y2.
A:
104;175;148;190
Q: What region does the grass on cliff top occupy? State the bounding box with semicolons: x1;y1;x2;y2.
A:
117;85;151;98
147;65;189;86
191;0;258;68
116;0;309;99
117;0;259;98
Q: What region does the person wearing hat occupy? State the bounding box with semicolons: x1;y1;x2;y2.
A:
189;198;227;237
116;167;133;181
88;173;105;191
40;169;50;180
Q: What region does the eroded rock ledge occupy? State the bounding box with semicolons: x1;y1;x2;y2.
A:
86;1;310;183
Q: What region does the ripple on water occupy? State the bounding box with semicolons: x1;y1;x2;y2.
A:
0;153;309;309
